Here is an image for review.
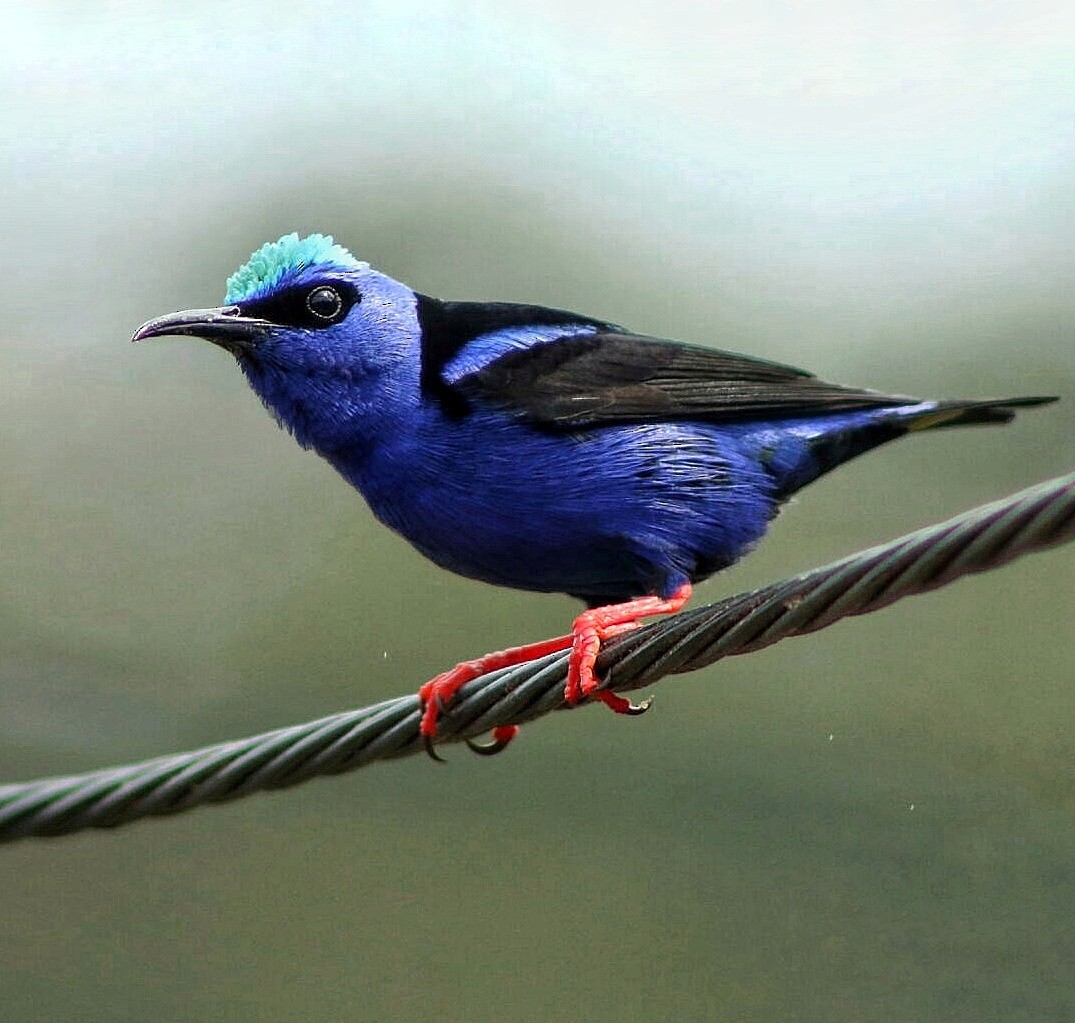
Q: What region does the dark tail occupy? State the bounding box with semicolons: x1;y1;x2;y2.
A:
906;395;1059;431
773;394;1059;500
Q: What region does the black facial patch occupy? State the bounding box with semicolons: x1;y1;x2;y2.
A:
240;280;360;329
414;293;616;415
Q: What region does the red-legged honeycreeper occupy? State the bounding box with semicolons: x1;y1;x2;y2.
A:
133;233;1058;757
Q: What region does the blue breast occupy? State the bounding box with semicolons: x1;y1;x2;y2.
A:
327;401;909;604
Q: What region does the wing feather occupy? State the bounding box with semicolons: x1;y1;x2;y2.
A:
451;330;915;427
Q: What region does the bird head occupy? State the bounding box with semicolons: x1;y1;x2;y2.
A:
133;233;421;450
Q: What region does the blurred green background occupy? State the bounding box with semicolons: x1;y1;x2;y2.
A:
1;2;1073;1020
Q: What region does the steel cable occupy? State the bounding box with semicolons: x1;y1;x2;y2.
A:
1;471;1072;842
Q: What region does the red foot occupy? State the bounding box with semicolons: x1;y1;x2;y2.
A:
565;582;692;706
419;635;574;757
417;582;691;759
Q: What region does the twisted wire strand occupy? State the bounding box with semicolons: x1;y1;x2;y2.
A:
2;472;1072;842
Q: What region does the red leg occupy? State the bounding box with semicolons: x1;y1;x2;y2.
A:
418;634;574;756
566;582;692;708
417;582;692;759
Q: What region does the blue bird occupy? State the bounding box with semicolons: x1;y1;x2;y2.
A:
133;233;1057;755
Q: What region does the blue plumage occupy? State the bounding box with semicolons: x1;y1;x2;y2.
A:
132;234;1057;751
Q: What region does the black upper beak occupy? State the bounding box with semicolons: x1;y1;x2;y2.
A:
131;306;271;354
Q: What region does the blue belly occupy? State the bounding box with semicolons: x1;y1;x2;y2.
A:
328;405;914;604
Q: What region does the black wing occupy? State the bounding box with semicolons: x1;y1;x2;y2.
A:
451;329;916;428
414;294;618;406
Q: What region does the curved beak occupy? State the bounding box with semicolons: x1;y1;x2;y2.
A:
131;306;271;355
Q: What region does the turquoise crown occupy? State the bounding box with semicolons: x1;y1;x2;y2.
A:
224;233;365;305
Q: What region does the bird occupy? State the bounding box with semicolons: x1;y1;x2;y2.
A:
133;233;1058;757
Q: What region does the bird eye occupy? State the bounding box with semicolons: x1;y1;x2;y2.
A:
306;286;344;322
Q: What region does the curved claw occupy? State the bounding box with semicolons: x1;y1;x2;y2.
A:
465;725;520;757
423;733;448;763
592;690;654;716
622;695;654;716
465;737;509;756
